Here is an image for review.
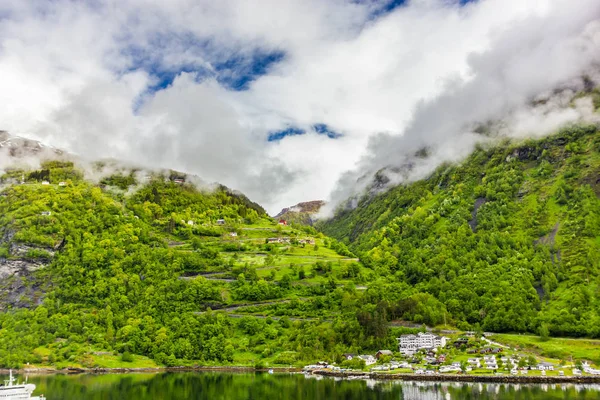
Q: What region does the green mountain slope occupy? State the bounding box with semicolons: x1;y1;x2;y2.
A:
0;161;376;369
319;124;600;337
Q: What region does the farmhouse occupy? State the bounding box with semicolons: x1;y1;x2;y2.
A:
376;350;393;359
278;219;287;225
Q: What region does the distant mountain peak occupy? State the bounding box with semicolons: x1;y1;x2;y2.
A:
0;131;64;158
274;200;325;225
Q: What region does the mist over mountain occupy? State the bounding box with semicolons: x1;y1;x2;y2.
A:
2;0;599;215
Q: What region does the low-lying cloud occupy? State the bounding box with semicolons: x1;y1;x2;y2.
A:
0;0;599;215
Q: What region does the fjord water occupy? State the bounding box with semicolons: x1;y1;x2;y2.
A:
6;372;600;400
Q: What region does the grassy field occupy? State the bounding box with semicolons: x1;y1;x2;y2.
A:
493;333;600;365
87;354;159;369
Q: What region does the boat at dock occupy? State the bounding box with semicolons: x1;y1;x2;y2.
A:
0;370;44;399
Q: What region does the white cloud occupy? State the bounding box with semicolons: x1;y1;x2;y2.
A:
0;0;599;215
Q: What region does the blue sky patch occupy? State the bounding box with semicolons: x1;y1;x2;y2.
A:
367;0;476;19
313;124;343;139
122;34;286;111
268;124;343;142
215;49;285;91
267;127;305;142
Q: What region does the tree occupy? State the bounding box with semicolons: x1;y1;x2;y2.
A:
298;267;306;280
539;324;550;342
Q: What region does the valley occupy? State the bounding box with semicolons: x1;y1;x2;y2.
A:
1;124;600;375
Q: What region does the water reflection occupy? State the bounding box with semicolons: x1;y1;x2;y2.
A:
2;372;599;400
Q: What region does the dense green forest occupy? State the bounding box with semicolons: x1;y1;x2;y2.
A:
319;124;600;338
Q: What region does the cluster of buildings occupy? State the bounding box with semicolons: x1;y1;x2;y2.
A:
582;361;600;375
397;332;449;356
267;237;291;244
342;351;393;366
266;237;315;245
305;334;600;377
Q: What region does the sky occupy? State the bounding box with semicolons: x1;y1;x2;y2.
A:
0;0;599;215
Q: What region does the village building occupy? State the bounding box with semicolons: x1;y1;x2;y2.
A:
216;219;225;225
41;181;50;185
537;362;555;371
397;332;448;356
467;358;481;367
40;211;52;216
375;350;393;359
342;354;355;361
278;219;287;225
358;355;376;366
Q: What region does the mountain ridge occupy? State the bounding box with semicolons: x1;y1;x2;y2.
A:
319;122;600;337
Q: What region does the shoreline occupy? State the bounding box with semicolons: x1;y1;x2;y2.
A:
2;366;600;384
314;370;600;384
0;366;302;375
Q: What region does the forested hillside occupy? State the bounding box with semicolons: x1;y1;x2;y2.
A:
0;161;396;369
319;124;600;338
3;123;600;370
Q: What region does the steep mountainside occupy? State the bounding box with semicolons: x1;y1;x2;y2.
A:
274;200;325;225
319;124;600;337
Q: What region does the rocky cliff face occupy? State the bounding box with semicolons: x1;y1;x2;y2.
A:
0;227;51;310
274;200;325;225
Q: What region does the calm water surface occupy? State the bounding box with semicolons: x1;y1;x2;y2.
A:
4;372;600;400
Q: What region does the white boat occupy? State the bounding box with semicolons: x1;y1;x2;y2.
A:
0;370;44;399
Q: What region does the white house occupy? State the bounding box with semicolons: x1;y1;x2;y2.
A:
439;365;460;373
397;332;448;356
358;355;376;366
537;362;554;371
468;358;481;367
